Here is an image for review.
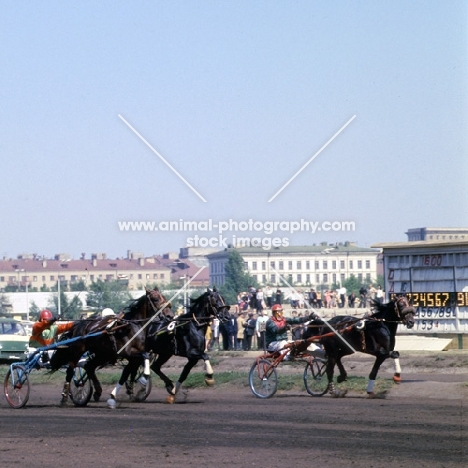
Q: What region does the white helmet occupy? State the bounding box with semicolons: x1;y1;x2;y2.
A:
102;308;115;317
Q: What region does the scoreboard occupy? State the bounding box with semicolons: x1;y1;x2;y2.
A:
373;242;468;335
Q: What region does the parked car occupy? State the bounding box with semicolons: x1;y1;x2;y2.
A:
0;318;30;363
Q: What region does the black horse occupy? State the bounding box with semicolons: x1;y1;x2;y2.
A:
124;288;230;404
302;295;416;396
50;287;170;405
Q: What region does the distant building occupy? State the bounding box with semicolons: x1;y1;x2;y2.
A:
154;252;210;287
207;243;380;288
0;252;172;292
406;227;468;242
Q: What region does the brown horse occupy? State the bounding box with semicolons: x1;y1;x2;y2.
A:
49;287;171;405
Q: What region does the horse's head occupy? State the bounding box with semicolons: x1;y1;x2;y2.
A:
146;287;172;318
206;287;231;322
394;295;416;329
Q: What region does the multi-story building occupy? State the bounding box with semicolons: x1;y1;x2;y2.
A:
0;252;172;292
207;243;380;288
405;227;468;242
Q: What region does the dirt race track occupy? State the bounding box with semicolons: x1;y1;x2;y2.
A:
1;353;467;468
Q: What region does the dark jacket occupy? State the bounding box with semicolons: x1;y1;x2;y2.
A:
243;317;256;336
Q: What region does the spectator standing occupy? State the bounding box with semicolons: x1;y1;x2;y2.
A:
375;285;384;304
243;312;256;350
236;312;246;350
338;286;347;308
265;286;273;308
248;286;257;311
255;309;269;351
210;318;220;350
256;288;265;313
359;286;368;308
275;288;282;305
308;288;318;309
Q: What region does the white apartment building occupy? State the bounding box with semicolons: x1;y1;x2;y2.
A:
208;244;380;288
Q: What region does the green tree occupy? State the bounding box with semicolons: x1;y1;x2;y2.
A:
219;249;259;306
70;280;87;292
375;274;385;290
47;288;84;320
0;293;12;317
28;301;41;320
86;279;133;314
342;274;362;295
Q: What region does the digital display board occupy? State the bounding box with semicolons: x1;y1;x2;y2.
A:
390;292;468;308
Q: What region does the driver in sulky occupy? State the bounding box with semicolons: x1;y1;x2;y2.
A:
265;304;318;357
29;310;75;362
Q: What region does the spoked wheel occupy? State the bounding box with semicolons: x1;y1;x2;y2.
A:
130;365;152;402
249;359;278;398
70;366;93;407
4;364;30;409
304;358;328;397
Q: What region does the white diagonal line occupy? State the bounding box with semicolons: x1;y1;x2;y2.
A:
271;267;356;353
268;115;356;202
117;266;206;353
118;114;207;203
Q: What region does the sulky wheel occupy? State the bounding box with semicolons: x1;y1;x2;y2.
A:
249;359;278;398
304;358;329;397
4;364;31;409
70;366;93;407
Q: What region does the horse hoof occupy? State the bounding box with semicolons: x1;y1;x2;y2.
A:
204;378;215;386
59;397;68;407
107;397;117;409
93;392;101;402
166;395;175;404
367;392;376;398
393;375;402;384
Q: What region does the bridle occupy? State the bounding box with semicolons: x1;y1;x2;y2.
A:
393;295;415;324
202;290;230;323
146;289;172;318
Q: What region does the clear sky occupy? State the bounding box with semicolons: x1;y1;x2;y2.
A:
1;1;467;260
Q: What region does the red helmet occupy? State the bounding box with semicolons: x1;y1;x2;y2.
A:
39;309;53;321
271;304;283;315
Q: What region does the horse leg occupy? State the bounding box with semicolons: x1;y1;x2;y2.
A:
324;356;337;395
330;356;348;398
366;354;387;396
202;353;214;386
107;361;136;408
390;350;402;383
336;357;348;383
166;358;198;404
60;364;74;406
150;354;174;396
84;361;102;402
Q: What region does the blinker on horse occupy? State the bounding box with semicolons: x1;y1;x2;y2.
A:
303;295;416;397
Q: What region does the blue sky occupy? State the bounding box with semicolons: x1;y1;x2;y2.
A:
1;1;467;259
